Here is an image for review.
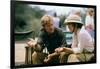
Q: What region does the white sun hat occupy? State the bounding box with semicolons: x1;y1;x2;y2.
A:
64;14;83;25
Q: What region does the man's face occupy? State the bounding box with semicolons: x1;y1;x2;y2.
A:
44;23;54;34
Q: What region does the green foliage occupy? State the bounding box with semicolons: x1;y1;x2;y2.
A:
15;3;45;40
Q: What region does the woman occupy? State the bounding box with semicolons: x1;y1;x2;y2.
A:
56;14;94;62
85;8;94;39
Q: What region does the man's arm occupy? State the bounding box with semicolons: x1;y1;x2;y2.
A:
36;31;47;52
36;37;45;51
59;31;67;47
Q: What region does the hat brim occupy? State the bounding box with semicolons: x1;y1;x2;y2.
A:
64;20;83;25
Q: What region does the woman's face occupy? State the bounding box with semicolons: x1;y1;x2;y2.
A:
66;24;74;32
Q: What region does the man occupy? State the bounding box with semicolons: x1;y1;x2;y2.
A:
27;15;67;64
56;14;94;62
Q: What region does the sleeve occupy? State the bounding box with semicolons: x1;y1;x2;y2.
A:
71;33;82;53
72;37;83;53
71;34;78;48
37;32;45;51
59;30;67;47
72;32;86;53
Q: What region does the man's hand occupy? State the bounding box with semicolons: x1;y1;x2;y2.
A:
44;54;52;63
27;41;34;47
27;38;37;47
44;52;59;63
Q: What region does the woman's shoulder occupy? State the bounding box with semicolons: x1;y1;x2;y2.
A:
78;28;87;36
79;28;92;39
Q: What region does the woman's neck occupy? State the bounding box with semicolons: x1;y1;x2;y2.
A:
74;28;81;35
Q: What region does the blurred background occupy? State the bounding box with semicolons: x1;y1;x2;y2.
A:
15;3;87;41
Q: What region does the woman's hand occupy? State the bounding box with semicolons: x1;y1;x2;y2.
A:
55;47;65;53
55;47;73;54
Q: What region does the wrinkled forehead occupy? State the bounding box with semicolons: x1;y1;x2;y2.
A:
41;15;53;23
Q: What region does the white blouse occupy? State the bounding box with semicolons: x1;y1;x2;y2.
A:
71;28;94;53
